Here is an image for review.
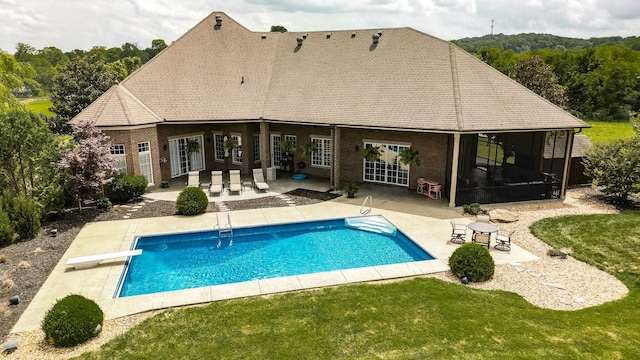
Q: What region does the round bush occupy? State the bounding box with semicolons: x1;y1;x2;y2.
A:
111;173;148;202
449;243;495;282
41;294;104;348
176;187;209;215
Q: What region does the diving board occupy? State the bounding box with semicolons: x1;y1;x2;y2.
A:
66;249;142;270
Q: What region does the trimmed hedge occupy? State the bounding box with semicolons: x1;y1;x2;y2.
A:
41;294;104;347
111;173;148;202
449;243;495;282
176;187;209;215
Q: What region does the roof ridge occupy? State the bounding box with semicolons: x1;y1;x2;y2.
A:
114;85;134;125
117;85;162;123
448;43;464;131
90;84;117;123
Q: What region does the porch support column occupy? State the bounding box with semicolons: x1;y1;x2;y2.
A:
448;133;461;208
332;126;341;190
260;120;270;175
559;130;575;200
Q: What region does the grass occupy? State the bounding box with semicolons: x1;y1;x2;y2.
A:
582;120;636;144
77;212;640;359
25;99;54;117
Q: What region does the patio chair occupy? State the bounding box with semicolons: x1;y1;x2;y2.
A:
186;171;200;187
209;171;223;196
475;213;491;223
252;168;269;192
495;229;515;251
450;220;467;244
228;170;242;194
472;232;491;249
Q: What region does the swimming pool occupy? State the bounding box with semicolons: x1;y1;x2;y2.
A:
116;216;434;297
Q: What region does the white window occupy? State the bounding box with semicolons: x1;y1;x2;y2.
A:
137;141;154;184
110;144;127;173
168;135;205;178
284;134;297;150
363;142;410;186
311;137;331;167
213;133;225;161
253;134;261;163
231;134;242;164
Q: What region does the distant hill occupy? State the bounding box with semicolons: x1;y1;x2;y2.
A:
453;33;640;53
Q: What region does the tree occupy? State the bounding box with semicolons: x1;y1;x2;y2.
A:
106;56;142;81
50;55;117;125
0;105;63;213
511;55;567;107
58;120;117;208
0;50;36;106
145;39;168;59
270;25;288;33
582;136;640;203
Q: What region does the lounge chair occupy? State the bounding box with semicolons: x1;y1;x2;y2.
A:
252;168;269;192
209;171;223;196
186;171;200;187
495;229;515;251
450;220;467;244
228;170;242;194
472;232;491;249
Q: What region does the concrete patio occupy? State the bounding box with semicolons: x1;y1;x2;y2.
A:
12;196;538;334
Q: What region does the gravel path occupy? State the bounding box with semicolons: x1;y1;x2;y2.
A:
0;187;631;358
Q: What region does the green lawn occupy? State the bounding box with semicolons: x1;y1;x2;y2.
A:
25;99;54;117
77;211;640;359
583;120;636;144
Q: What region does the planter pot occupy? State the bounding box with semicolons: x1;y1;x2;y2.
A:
347;191;356;198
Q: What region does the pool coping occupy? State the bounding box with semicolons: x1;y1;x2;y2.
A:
11;202;539;334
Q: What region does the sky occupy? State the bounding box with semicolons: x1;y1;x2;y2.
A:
1;0;639;53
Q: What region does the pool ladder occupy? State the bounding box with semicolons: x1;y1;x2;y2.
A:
360;195;372;215
216;212;233;238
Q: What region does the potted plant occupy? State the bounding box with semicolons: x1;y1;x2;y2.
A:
301;141;318;157
344;182;360;198
362;145;382;162
185;139;201;156
280;139;295;154
398;147;421;167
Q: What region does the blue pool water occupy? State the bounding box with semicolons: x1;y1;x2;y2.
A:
117;217;434;297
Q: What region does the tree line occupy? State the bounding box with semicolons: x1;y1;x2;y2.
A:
455;35;640;122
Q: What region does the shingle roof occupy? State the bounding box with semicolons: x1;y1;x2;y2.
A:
75;12;588;132
73;83;161;126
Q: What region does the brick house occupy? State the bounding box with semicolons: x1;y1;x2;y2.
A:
71;12;588;207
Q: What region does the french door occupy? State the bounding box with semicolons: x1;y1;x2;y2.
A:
363;142;410;186
169;135;205;177
270;134;281;167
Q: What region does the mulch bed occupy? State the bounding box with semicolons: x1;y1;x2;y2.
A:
284;188;341;201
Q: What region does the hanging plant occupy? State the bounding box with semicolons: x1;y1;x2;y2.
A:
185;139;201;155
398;147;421;167
362;145;382;162
280;139;295;154
223;137;238;152
301;141;317;157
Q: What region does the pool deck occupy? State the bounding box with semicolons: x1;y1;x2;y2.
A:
11;201;538;334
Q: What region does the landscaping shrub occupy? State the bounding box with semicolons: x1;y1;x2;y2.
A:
111;173;148;202
176;187;209;215
449;243;495;282
0;209;14;246
463;203;482;215
41;294;104;348
9;195;41;240
95;197;112;211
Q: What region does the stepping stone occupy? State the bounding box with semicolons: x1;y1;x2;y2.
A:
132;206;142;209
542;282;565;289
575;296;585;303
123;215;131;219
129;209;139;212
529;272;542;278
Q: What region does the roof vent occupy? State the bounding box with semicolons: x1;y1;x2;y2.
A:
302;34;308;39
326;32;332;39
214;15;222;29
351;32;356;38
261;34;267;39
377;31;383;37
372;34;380;45
297;37;304;47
